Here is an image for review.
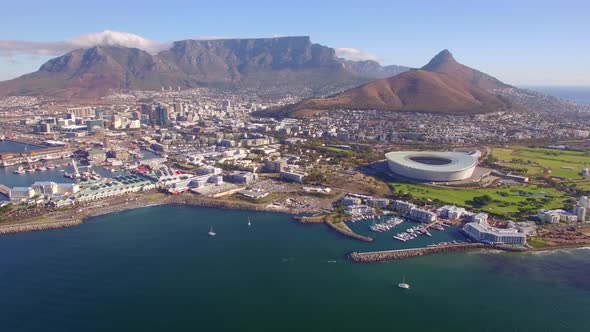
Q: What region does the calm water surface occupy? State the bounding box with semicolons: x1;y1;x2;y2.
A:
0;205;588;331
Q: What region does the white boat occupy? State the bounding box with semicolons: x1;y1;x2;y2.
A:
208;226;216;236
247;217;251;227
13;166;25;174
398;276;410;289
393;235;407;242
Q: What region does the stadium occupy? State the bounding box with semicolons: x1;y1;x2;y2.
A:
385;151;477;182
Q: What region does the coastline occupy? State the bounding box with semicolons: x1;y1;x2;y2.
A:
2;192;590;258
0;192;318;236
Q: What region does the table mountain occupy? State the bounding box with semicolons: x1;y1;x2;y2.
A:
0;36;409;99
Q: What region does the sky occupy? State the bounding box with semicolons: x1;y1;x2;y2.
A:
0;0;589;86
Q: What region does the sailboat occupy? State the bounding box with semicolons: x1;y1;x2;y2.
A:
398;275;410;289
247;217;251;227
208;226;216;236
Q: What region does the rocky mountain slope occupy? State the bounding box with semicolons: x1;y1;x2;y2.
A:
0;36;409;99
263;50;511;117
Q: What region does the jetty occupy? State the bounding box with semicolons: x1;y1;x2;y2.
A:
0;220;83;235
348;243;487;262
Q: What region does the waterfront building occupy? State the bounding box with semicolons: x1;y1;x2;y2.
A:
471;212;488;224
537;209;578;223
239;188;269;200
409;208;437;223
31;181;59;195
393;200;416;212
367;198;390;209
463;219;526;245
72;175;155;203
573;196;590;222
9;187;35;201
574;205;587;222
342;197;362;206
344;204;374;216
436;205;467;220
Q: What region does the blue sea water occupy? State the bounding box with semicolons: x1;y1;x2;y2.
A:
525;86;590;105
0;205;588;331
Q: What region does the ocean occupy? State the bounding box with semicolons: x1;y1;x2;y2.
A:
0;205;588;331
524;86;590;105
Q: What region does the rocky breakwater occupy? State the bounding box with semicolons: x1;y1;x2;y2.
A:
348;243;488;262
325;220;373;242
0;219;83;235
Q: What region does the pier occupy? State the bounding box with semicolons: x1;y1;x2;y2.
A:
348;243;488;262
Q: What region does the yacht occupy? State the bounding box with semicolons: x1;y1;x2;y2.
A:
208;226;216;237
398;276;410;289
13;166;25;174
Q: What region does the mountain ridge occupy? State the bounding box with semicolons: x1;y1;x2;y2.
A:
0;36;409;99
260;50;511;118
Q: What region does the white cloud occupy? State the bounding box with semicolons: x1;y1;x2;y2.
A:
0;30;170;57
335;47;380;62
67;30;170;53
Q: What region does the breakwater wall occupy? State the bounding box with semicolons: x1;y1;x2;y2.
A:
348;243;487;262
0;219;83;235
325;220;373;242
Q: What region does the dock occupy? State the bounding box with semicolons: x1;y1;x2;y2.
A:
348;243;487;263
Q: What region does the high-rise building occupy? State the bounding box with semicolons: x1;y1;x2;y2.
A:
155;104;169;126
67;107;94;118
173;102;184;115
39;122;52;133
222;100;231;112
140;104;153;115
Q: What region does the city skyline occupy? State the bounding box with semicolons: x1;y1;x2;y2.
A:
0;0;589;86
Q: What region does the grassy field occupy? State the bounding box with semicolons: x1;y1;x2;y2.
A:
391;182;567;218
492;146;590;179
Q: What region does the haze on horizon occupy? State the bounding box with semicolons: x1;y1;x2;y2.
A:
0;0;588;86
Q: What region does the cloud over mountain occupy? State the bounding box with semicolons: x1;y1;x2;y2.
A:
335;47;379;61
0;30;169;57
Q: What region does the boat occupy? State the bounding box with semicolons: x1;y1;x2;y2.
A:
46;164;56;170
247;217;251;227
398;276;410;289
13;166;25;174
208;226;216;236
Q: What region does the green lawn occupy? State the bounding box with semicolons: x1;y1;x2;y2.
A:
324;147;355;156
391;182;566;218
492;146;590;179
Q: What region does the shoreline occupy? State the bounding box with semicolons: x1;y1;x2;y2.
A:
0;193;314;236
2;193;590;257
